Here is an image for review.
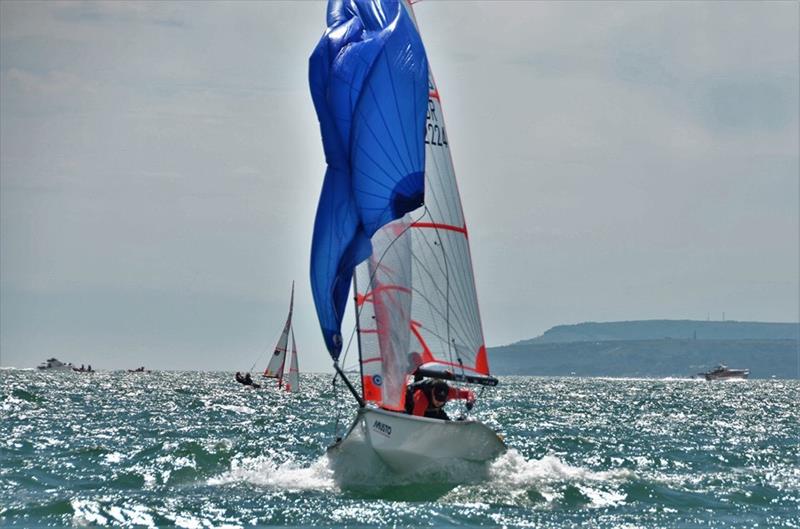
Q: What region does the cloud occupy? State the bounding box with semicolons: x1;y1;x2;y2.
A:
4;67;97;96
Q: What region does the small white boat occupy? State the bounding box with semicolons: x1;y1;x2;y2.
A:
36;357;74;372
329;407;505;475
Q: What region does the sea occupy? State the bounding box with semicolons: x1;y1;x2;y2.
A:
1;370;798;528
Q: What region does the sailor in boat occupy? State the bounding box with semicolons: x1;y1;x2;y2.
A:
405;378;476;421
235;371;260;388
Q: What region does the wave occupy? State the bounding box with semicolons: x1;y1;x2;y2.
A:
433;450;633;508
204;402;256;415
592;376;700;382
10;388;43;403
71;499;157;528
324;439;634;506
489;449;634;485
208;455;335;491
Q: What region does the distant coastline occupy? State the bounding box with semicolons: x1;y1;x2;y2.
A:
490;320;800;379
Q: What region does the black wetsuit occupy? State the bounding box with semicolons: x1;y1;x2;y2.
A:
236;373;255;386
243;374;260;388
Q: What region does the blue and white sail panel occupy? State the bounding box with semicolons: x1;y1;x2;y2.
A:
309;0;429;360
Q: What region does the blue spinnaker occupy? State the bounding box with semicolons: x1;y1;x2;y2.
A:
309;0;428;360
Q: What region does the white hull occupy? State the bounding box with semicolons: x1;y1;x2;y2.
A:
36;358;75;372
328;407;506;475
37;365;74;372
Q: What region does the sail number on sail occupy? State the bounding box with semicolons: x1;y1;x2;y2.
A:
425;98;448;148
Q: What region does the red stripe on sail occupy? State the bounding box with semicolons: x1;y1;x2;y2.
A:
356;284;412;306
361;357;382;364
421;357;485;374
429;89;440;100
411;222;468;237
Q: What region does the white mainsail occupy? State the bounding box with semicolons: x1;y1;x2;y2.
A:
264;281;294;383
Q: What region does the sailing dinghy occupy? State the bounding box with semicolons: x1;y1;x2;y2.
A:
309;0;505;475
262;282;300;392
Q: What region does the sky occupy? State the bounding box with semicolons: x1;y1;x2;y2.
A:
1;1;798;372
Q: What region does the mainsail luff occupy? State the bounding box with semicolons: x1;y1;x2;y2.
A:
264;281;295;380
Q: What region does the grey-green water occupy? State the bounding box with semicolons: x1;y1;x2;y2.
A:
1;370;798;528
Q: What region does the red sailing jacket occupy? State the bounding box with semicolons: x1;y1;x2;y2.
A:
412;386;475;417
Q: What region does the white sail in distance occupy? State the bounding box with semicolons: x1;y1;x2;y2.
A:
264;281;294;381
285;327;300;393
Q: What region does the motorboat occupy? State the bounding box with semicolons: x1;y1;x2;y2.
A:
36;358;75;372
700;364;750;380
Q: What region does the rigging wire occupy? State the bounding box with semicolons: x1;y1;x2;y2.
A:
246;325;285;375
245;286;295;376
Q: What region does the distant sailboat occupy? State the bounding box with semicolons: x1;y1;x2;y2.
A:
262;282;300;392
308;0;505;475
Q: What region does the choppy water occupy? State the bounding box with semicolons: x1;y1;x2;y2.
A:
1;370;798;528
